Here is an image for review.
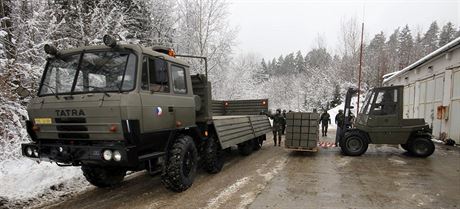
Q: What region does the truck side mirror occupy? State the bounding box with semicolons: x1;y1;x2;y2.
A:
15;86;31;98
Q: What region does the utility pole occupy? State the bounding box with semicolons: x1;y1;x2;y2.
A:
356;22;364;114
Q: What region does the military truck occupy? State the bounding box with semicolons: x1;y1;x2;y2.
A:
337;86;435;157
20;35;271;192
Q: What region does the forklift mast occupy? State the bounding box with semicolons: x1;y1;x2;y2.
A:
340;88;358;137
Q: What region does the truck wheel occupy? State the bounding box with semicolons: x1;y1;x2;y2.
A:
253;136;264;151
203;136;224;174
162;135;198;192
341;132;368;156
400;143;409;151
81;165;126;188
408;137;435;157
238;140;253;156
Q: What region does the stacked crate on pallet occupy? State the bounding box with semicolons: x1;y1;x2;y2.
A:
285;112;319;150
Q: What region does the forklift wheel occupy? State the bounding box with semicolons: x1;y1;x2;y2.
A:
408;137;435;158
341;132;368;156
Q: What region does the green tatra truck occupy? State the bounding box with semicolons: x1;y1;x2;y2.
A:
21;35;271;192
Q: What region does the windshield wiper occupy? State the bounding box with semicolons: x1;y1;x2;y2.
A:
75;84;111;97
41;83;60;99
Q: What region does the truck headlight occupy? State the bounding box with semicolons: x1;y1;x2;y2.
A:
102;149;113;161
26;146;33;157
33;148;39;157
113;150;122;162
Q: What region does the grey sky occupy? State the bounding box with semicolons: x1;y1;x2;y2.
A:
228;0;460;60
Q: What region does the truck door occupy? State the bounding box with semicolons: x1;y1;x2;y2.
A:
140;56;175;147
169;64;195;128
367;88;405;144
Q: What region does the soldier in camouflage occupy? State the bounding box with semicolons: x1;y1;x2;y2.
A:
320;110;331;136
268;109;284;146
335;109;345;146
281;110;287;135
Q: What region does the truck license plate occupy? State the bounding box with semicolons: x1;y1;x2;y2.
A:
34;118;52;124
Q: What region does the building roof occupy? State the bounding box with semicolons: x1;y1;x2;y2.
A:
383;37;460;84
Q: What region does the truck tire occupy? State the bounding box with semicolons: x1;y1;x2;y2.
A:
408;137;435;158
203;136;224;174
253;136;264;151
341;131;368;156
162;135;198;192
238;140;253;156
81;165;126;188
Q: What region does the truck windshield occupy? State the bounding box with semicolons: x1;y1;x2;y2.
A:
39;51;137;96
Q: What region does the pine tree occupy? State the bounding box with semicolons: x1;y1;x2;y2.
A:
412;32;424;62
330;83;342;108
365;31;386;86
439;22;457;47
398;25;414;70
275;55;284;74
0;0;15;60
294;51;305;73
422;21;439;55
282;53;295;74
386;28;400;72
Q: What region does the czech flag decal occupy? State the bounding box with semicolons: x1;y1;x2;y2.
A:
155;107;163;116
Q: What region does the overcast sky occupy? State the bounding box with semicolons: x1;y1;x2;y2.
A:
227;0;460;60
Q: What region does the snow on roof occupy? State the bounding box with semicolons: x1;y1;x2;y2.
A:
383;37;460;84
382;71;399;80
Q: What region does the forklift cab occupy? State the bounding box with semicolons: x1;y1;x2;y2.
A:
341;86;434;157
355;86;406;144
358;87;401;126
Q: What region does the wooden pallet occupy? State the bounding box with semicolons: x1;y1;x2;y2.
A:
284;145;319;152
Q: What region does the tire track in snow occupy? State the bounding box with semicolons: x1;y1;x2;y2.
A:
202;177;251;209
237;156;287;209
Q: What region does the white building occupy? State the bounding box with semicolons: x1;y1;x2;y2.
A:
383;37;460;143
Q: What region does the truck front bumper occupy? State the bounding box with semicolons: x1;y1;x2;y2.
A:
21;142;137;166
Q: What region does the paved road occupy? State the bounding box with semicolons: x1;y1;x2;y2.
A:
251;130;460;209
39;129;460;209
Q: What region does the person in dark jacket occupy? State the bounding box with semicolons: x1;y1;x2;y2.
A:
281;110;287;135
335;109;345;146
268;109;284;146
319;110;331;136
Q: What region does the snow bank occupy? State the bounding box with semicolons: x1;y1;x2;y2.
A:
0;157;88;200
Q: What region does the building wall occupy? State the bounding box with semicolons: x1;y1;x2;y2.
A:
385;46;460;143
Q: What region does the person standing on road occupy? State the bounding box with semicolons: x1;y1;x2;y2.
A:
335;109;345;146
319;110;331;137
281;110;287;135
267;109;283;146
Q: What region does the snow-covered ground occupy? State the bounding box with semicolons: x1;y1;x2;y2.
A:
0;157;89;208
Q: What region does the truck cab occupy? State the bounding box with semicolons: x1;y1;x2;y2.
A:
339;86;435;157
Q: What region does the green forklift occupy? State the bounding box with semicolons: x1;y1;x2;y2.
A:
338;86;435;157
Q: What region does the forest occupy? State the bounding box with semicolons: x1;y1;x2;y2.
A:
1;0;459;160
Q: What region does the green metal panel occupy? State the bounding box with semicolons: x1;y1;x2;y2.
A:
213;115;271;149
212;99;269;116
